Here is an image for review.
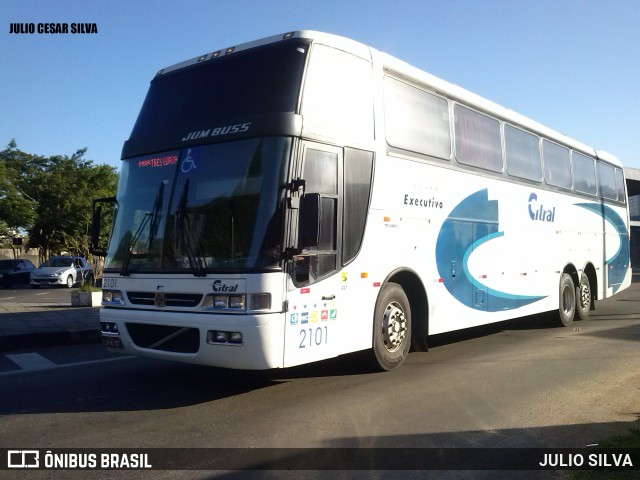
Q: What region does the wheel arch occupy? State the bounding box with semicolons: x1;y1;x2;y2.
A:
562;263;579;286
383;268;429;352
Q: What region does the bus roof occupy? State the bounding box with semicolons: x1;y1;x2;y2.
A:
156;30;622;168
156;30;371;76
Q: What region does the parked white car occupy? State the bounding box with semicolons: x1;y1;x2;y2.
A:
30;256;94;288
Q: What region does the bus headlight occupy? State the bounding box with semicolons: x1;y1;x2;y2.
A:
214;295;228;308
102;290;124;305
250;293;271;310
228;332;243;344
228;295;244;309
202;294;246;312
207;330;243;345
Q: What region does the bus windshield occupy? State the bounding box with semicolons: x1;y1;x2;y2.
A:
104;137;291;274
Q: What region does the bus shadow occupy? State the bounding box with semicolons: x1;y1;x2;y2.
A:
0;352;380;415
2;311;637;416
426;312;560;349
0;360;274;415
162;419;640;478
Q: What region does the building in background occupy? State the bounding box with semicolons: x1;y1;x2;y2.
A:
625;168;640;273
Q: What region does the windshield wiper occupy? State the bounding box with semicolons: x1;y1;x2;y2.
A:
120;213;150;276
174;180;207;277
147;182;165;252
120;181;165;276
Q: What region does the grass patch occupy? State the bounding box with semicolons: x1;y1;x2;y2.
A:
574;429;640;480
77;282;101;292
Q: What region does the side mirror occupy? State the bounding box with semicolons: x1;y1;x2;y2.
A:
298;193;321;248
90;205;103;255
90;196;116;256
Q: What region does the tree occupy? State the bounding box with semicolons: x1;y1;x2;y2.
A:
0;139;40;232
28;148;119;259
1;140;119;261
0;219;10;243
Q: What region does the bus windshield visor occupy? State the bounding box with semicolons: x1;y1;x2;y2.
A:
105;137;291;273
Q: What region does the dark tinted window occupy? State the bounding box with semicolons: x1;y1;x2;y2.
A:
318;197;337;251
125;41;308;157
343;148;373;264
300;148;340;282
304;149;338;195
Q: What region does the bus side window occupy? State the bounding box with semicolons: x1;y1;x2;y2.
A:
454;105;502;172
296;147;341;285
343;148;374;265
543;140;572;190
572;152;597;195
596;161;617;201
505;124;541;181
614;168;626;202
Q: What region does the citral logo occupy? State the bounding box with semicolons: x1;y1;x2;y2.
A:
528;192;556;222
211;280;239;293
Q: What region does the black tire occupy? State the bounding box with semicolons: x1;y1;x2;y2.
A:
31;284;40;289
575;273;591;321
370;282;412;371
558;273;576;327
65;275;74;289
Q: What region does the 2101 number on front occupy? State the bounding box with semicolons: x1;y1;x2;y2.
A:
299;326;328;349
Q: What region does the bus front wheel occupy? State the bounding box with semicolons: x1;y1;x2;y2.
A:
371;282;412;371
558;273;576;327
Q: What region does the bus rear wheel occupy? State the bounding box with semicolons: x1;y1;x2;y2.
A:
558;273;576;327
371;282;411;371
576;273;591;321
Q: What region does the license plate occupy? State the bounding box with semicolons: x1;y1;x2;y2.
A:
102;336;124;349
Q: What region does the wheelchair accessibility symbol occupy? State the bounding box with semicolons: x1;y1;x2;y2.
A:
181;149;197;174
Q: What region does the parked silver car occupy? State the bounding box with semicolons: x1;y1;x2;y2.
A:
30;256;94;288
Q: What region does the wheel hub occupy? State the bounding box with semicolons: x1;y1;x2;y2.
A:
382;302;407;352
579;282;590;310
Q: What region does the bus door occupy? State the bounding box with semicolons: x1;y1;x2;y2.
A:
283;142;345;367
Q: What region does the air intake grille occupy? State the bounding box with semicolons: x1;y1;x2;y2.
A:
127;292;203;307
126;323;200;353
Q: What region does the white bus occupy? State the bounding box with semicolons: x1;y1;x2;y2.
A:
92;30;631;371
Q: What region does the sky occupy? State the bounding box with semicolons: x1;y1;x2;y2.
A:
2;0;639;170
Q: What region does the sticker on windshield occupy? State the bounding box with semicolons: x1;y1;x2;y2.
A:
181;149;197;174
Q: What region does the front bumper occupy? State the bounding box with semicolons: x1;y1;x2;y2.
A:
30;276;68;286
100;307;285;370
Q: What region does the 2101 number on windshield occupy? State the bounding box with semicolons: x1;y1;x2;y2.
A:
299;326;328;349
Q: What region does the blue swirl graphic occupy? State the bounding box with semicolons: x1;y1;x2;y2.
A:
435;189;545;311
576;203;629;293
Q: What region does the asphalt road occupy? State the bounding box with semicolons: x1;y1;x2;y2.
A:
0;283;79;303
1;282;640;479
